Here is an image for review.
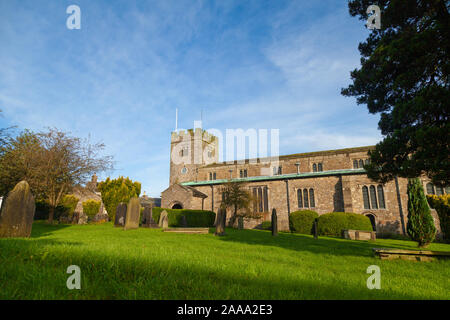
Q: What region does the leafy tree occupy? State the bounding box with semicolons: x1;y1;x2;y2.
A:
0;128;114;223
220;181;254;227
97;176;141;221
342;0;450;187
407;178;436;247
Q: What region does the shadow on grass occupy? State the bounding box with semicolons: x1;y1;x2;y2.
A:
30;221;73;238
213;228;433;258
0;236;430;300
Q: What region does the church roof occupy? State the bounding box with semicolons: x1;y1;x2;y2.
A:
202;145;375;168
181;168;367;186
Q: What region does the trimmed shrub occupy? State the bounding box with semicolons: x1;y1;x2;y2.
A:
289;210;319;234
82;200;101;218
427;194;450;242
407;178;436;246
152;207;165;224
317;212;373;237
151;207;216;227
261;221;271;230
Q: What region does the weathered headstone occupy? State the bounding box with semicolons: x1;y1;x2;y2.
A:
0;181;36;238
114;203;127;227
124;197;141;230
313;218;318;239
271;208;278;236
142;207;159;228
238;216;244;230
159;210;169;229
215;208;226;236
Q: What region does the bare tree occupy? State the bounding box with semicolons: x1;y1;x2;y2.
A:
0;128;114;223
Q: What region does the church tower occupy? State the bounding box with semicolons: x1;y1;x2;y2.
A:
169;128;219;185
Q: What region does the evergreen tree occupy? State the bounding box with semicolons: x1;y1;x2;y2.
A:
406;178;436;247
342;0;449;187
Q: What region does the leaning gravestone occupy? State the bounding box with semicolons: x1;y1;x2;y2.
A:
271;208;278;236
0;181;36;238
215;208;226;236
124;197;141;230
114;203;127;227
159;210;169;229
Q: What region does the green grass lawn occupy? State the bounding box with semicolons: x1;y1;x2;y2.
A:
0;221;449;300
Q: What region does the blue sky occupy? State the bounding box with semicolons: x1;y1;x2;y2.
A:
0;0;382;197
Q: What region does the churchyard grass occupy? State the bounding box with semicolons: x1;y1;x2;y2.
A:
0;221;449;299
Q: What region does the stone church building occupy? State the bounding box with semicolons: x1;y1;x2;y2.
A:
161;128;444;236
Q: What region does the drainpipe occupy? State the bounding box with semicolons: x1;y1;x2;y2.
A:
394;176;406;235
285;179;290;218
210;184;214;211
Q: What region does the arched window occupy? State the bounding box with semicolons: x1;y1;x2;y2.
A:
297;189;303;208
209;172;212;180
318;163;323;171
303;189;309;208
362;186;370;209
369;185;378;209
353;160;358;169
309;189;315;207
359;159;364;168
312;164;317;172
377;185;385;209
365;159;370;165
213;172;216;180
426;183;435;195
436;186;444;196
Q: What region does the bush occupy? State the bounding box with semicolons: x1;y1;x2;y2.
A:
152;207;165;224
97;176;141;221
317;212;373;237
82;200;101;218
289;210;319;234
427;194;449;243
34;195;80;221
151;207;216;227
260;221;271;230
407;178;436;247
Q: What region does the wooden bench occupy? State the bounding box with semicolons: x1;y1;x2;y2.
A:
373;248;450;262
162;228;210;234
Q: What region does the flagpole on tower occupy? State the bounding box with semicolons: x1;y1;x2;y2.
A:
175;108;178;133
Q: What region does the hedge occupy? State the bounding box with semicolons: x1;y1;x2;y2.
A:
427;194;450;242
317;212;373;237
34;195;79;220
289;210;319;234
82;200;101;218
151;207;216;227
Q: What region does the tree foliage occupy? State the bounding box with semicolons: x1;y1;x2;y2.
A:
82;199;101;218
342;0;450;186
0;128;114;223
406;178;436;246
220;181;255;226
97;176;141;221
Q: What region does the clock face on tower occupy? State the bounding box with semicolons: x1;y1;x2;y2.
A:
181;167;188;174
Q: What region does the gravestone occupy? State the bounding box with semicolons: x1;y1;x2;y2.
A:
271;208;278;236
124;197;141;230
159;210;169;229
114;203;127;227
0;181;36;238
313;219;318;239
142;207;159;228
215;208;226;236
